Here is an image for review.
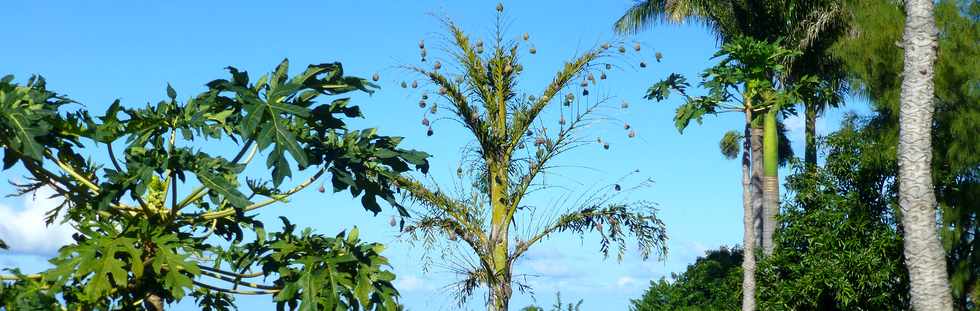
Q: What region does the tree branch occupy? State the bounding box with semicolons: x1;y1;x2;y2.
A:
406;66;490;152
197;269;279;290
192;166;326;221
107;143;123;172
50;156;99;195
196;265;265;279
511;202;667;262
193;280;279;295
0;273;42;280
381;168;488;246
174;140;257;213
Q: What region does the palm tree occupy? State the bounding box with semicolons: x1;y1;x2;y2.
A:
783;0;850;172
647;37;798;311
897;0;955;309
615;0;850;256
385;7;668;311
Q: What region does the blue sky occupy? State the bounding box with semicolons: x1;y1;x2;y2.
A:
0;1;865;310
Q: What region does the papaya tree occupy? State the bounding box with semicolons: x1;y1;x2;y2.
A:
379;4;668;311
0;59;429;310
647;36;801;311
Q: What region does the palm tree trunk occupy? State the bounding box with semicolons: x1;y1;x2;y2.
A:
751;126;764;249
804;102;818;169
488;156;512;311
762;109;779;256
741;113;757;311
899;0;954;309
488;269;513;311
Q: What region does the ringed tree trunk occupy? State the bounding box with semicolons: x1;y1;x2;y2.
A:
898;0;954;309
750;126;764;249
761;108;779;256
741;113;757;311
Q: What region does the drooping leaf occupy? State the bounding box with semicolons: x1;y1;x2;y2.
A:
195;169;252;209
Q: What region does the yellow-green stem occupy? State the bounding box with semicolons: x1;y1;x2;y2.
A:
763;109;778;176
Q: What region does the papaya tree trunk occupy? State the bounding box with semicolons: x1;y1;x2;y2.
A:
762;108;779;256
750;126;764;249
741;114;757;311
144;293;164;311
898;0;954;309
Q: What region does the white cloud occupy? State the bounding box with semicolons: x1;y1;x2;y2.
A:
684;241;708;258
527;259;575;278
395;275;427;292
518;247;585;280
616;276;637;288
0;187;74;256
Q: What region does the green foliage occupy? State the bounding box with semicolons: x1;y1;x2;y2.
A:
190;288;237;311
648;36;802;133
647;36;800;166
629;246;742;311
632;116;916;310
719;130;743;160
757;116;910;310
0;58;428;310
0;270;60;311
644;73;687;102
0;75;74;162
246;221;399;311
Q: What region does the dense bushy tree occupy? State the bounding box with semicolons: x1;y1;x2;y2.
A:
629;246;742;311
0;59;429;310
631;115;913;310
758;116;910;310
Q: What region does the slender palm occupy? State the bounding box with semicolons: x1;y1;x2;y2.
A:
783;0;850;170
388;9;668;311
898;0;955;309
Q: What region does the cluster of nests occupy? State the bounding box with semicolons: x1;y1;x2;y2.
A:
368;2;658;146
